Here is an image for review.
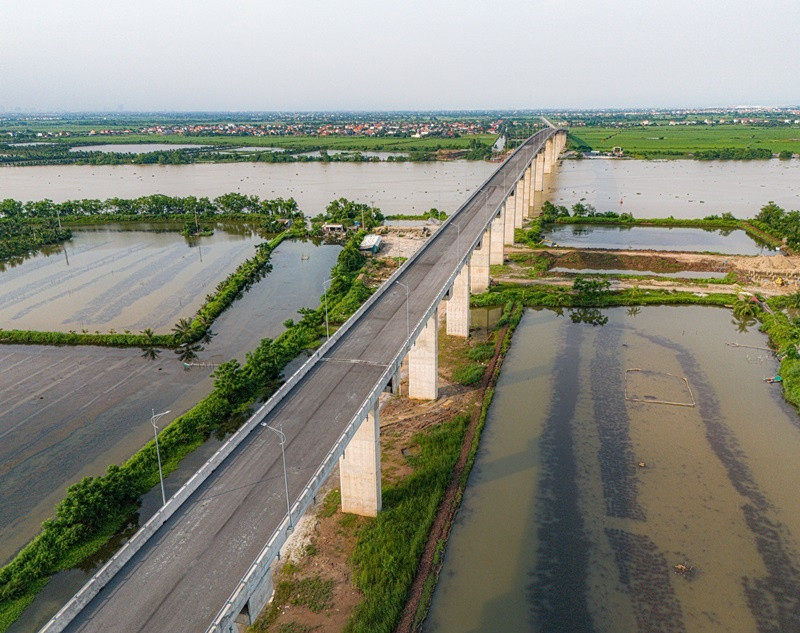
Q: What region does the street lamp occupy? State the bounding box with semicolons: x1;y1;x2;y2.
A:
151;409;171;507
395;280;409;340
263;423;292;530
323;278;333;339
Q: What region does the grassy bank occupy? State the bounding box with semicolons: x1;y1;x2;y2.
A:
0;232;373;632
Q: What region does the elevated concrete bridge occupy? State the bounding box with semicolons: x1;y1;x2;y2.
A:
41;128;567;633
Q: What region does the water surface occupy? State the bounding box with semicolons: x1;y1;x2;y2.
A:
0;225;266;333
0;161;496;216
549;158;800;219
426;306;800;633
543;225;775;255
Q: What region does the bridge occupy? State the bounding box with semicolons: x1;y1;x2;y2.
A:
41;128;566;633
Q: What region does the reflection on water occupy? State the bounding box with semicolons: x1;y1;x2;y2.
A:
0;161;496;216
425;306;800;632
543;224;775;255
0;224;267;333
549;158;800;219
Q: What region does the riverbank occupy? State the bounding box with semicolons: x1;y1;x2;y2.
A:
247;302;521;633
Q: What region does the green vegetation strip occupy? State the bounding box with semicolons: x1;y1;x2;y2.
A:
0;233;373;632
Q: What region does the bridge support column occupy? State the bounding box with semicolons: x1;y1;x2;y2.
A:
543;138;554;174
409;309;438;400
340;403;381;516
503;200;515;245
446;264;470;337
534;152;545;192
514;179;524;229
490;207;504;265
524;164;534;217
470;230;490;294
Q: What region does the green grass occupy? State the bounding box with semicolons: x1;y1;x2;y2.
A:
452;363;485;386
289;576;335;613
344;414;469;633
568;125;800;157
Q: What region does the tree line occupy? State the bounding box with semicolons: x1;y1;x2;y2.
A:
0;193;302;221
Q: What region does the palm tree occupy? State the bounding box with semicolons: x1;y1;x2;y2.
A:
171;318;194;343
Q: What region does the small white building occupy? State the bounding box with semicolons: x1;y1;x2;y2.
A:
359;234;383;254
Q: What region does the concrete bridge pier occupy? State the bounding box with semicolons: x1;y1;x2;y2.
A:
543;137;554;174
470;231;490;294
524;163;534;218
534;152;545;192
446;264;470;337
490;207;505;265
513;179;524;229
409;309;438;400
339;402;381;516
502;200;515;245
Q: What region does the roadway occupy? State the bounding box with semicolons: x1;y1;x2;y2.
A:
59;129;555;632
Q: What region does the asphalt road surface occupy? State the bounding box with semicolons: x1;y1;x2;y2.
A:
60;130;554;632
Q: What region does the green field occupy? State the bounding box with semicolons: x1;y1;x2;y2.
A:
53;133;497;152
568;126;800;157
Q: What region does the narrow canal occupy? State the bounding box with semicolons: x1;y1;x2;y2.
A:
425;306;800;632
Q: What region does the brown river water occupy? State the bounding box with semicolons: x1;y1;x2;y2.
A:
548;158;800;219
0;161;497;216
426;306;800;633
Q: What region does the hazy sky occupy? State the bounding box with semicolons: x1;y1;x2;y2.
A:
2;0;798;111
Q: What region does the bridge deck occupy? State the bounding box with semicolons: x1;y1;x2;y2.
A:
59;130;553;632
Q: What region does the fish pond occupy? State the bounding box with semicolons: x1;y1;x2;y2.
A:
542;225;777;255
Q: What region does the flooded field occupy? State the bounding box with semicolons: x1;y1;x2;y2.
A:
0;239;340;566
0;160;496;216
0;224;267;333
549;158;800;219
543;225;775;255
426;306;800;633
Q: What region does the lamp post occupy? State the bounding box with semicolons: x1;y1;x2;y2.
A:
264;423;292;530
323;278;333;339
150;409;171;507
395;280;409;340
